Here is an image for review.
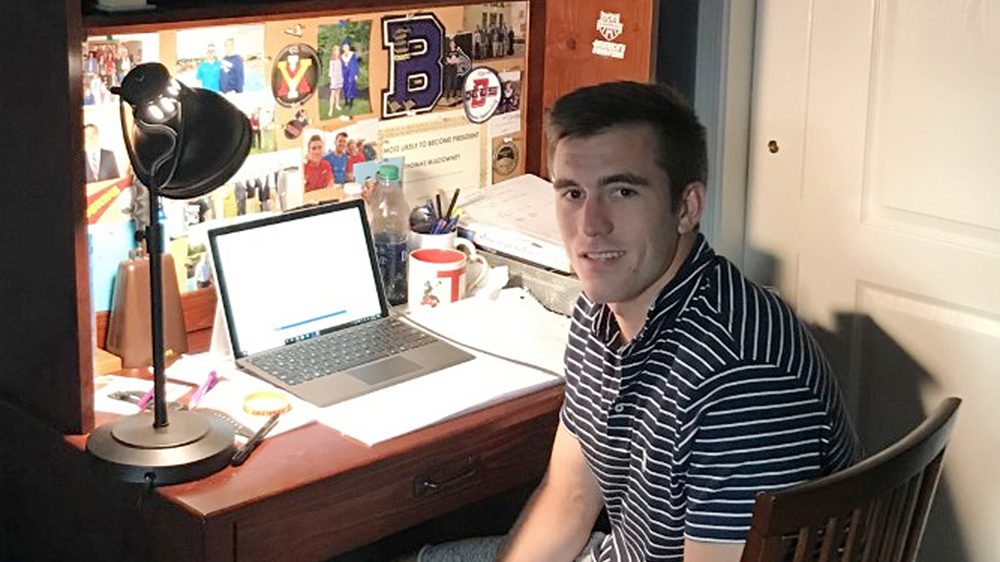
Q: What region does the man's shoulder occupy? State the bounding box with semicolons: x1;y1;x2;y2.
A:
680;253;810;362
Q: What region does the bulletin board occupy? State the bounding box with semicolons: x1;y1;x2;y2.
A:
82;2;530;312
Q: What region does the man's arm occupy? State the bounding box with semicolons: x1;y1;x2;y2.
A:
684;539;744;562
499;421;604;562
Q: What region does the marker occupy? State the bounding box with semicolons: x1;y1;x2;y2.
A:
189;370;220;409
136;385;155;411
231;412;281;467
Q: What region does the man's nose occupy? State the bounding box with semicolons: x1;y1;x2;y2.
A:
582;197;612;237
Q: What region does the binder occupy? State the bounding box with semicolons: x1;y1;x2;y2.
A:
458;174;572;273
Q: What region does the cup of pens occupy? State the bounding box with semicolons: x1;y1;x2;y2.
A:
407;189;468;252
407;189;490;304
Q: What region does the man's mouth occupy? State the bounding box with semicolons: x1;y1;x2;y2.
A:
582;250;625;262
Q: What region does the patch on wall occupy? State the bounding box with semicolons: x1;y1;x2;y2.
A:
271;43;321;107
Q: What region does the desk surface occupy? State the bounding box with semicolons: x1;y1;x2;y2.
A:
66;383;564;562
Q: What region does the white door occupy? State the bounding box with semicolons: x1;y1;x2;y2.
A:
746;2;1000;561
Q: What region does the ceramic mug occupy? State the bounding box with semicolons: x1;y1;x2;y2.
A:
407;229;477;253
407;248;489;308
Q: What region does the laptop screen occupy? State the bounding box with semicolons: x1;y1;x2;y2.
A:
209;201;387;357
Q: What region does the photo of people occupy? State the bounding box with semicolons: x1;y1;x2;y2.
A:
83;33;158;106
175;25;267;94
84;124;122;183
317;20;372;120
440;32;473;108
464;2;527;62
497;71;521;115
300;125;376;204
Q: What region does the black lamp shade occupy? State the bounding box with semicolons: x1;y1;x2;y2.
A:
120;63;252;199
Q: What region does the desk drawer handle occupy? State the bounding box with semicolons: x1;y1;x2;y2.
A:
414;456;479;497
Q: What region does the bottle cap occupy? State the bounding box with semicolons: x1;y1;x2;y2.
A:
378;164;400;181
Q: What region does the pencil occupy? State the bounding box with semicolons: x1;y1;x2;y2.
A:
445;188;460;219
231;412;281;466
435;192;443;219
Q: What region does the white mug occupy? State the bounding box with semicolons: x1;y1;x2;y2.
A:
407;229;477;253
408;248;489;308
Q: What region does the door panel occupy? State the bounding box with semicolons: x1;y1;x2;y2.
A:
747;2;1000;561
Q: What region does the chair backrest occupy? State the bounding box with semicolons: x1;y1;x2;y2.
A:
740;397;961;562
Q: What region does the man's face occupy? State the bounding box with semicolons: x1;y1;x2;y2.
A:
225;39;234;55
335;135;347;153
84;127;99;152
308;140;324;162
552;124;681;307
206;47;216;60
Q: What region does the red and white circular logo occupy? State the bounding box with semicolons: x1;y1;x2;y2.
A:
462;67;502;124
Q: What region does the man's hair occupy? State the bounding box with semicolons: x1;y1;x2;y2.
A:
547;81;707;209
308;134;323;145
335;132;348;140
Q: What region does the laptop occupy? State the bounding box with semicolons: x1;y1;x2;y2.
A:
208;200;474;407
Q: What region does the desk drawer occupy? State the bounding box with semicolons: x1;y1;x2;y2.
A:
232;405;559;562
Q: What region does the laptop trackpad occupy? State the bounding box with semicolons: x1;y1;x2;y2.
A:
347;356;421;386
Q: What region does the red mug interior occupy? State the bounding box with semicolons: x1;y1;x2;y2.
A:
411;248;465;265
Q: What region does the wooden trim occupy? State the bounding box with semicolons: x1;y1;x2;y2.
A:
525;0;547;176
85;0;503;33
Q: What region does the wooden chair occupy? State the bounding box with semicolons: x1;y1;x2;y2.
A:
740;397;961;562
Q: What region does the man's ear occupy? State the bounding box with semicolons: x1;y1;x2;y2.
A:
676;181;706;234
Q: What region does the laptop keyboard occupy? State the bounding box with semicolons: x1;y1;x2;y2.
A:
245;318;438;386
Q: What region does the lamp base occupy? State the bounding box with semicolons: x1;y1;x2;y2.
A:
87;410;235;485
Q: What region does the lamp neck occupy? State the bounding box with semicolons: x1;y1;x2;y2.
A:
146;186;169;429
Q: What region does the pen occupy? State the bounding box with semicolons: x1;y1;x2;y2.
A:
189;370;220;409
435;192;443;219
445;188;460;219
231;412;281;467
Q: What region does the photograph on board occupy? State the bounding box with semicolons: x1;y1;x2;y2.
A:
318;20;373;121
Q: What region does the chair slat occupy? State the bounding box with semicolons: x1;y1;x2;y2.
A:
738;398;960;562
816;515;843;562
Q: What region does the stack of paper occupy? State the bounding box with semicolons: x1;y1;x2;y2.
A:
316;288;570;446
459;174;572;273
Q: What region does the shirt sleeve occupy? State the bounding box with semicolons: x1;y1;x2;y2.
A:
683;364;838;543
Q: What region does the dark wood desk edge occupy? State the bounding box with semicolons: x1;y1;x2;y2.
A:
64;383;564;516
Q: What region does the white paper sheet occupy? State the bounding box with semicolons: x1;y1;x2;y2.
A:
404;287;570;376
315;288;569;446
315;353;561;446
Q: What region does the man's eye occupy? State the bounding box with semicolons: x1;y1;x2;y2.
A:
561;189;583;200
613;186;637;197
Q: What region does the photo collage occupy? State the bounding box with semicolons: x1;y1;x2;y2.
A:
84;2;529;313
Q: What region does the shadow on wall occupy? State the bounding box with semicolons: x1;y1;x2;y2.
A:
746;246;970;562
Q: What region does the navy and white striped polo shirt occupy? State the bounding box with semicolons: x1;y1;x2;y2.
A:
561;234;859;562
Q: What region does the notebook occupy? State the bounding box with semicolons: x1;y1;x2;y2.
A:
208;200;473;407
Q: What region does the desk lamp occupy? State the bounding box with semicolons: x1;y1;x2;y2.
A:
87;63;251;485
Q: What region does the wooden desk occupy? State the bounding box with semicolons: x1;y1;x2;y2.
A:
54;384;563;562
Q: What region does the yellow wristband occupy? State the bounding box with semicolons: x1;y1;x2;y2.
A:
242;390;292;416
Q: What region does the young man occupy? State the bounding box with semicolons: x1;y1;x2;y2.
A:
83;123;120;183
303;134;333;192
419;82;859;562
322;132;350;185
195;44;221;92
219;37;245;94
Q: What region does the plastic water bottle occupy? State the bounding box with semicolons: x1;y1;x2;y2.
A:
370;164;409;305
